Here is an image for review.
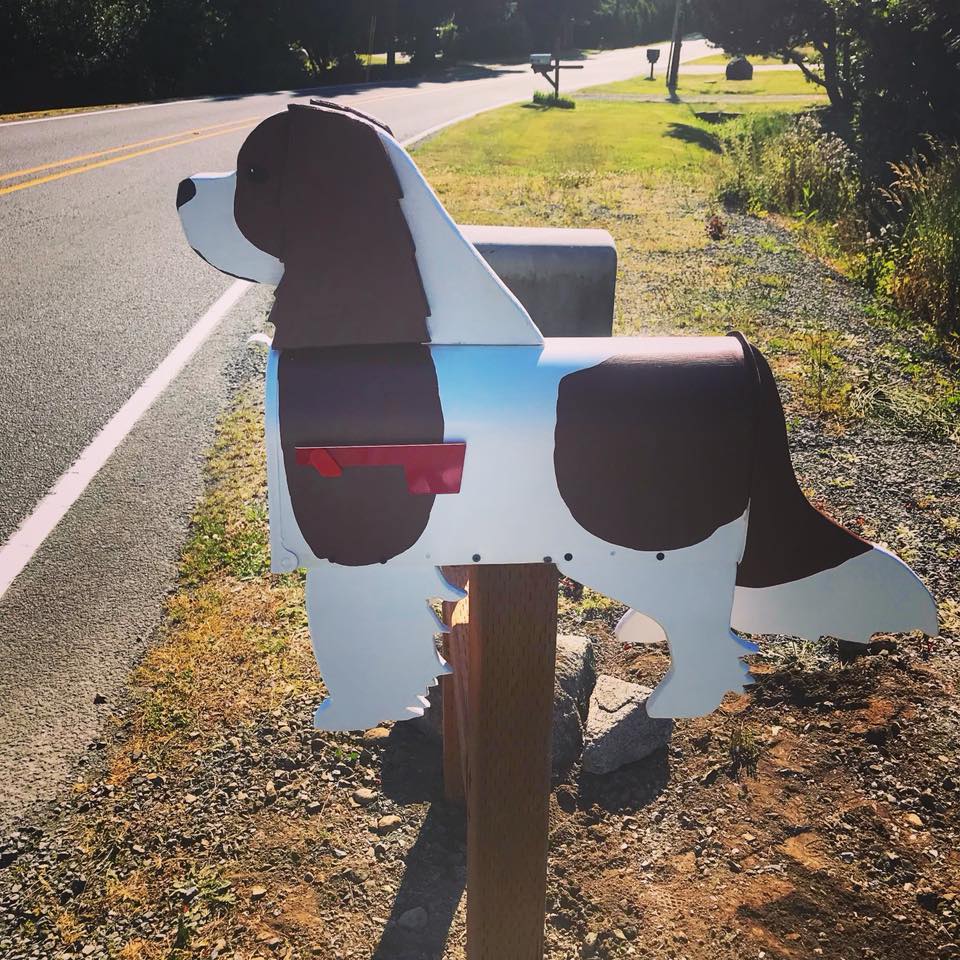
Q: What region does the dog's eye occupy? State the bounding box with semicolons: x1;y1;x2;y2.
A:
245;165;268;184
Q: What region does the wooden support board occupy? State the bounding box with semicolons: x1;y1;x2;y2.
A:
443;563;559;960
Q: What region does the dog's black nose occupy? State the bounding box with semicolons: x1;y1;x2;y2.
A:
176;178;197;210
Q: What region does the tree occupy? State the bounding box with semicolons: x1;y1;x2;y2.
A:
693;0;851;108
695;0;960;166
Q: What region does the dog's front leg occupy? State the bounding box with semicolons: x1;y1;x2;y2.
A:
304;564;463;731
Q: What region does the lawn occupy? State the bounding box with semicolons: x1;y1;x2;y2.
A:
591;68;826;98
414;100;727;178
689;46;818;66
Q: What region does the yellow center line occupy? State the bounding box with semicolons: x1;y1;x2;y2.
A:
1;85;437;198
0;120;258;198
0;116;261;182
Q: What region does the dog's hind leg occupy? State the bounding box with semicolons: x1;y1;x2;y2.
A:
305;564;464;731
558;517;753;718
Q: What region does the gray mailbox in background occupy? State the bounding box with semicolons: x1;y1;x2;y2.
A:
462;225;617;337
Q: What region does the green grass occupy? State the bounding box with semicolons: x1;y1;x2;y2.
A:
689;47;818;66
593;70;825;98
416;99;726;177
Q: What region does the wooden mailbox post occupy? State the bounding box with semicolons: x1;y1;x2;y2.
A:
443;564;558;959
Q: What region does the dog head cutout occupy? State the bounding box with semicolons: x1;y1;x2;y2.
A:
177;99;542;349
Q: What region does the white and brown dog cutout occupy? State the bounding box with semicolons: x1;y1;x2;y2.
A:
177;101;938;732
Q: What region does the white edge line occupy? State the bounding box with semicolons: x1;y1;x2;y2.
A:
0;279;252;600
0;100;520;603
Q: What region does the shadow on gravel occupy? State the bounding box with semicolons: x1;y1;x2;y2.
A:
573;746;671;814
375;724;466;959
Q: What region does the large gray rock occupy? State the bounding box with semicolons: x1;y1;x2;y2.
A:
552;691;584;775
555;634;597;718
551;635;598;775
463;225;617;338
725;55;754;81
581;675;673;775
413;635;597;776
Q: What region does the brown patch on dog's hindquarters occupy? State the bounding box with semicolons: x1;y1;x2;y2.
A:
554;338;754;553
235;104;430;350
278;345;443;566
554;336;870;586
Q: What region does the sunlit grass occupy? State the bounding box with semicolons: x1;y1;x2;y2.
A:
594;69;825;98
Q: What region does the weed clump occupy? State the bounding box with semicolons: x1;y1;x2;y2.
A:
727;723;763;778
718;111;960;350
879;140;960;344
532;89;575;109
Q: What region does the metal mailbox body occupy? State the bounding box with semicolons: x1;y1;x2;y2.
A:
177;99;938;733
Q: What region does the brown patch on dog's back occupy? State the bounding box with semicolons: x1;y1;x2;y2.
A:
554;338;754;552
278;345;443;566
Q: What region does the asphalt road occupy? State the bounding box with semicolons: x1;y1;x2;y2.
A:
0;40;710;826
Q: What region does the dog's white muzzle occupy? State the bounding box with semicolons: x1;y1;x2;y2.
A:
176;171;283;284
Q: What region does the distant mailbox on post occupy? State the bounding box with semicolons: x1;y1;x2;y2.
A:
646;47;661;80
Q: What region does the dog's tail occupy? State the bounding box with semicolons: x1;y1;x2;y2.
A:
730;335;938;643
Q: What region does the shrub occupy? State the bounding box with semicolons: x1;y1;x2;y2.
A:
880;140;960;343
719;112;860;222
532;90;576;109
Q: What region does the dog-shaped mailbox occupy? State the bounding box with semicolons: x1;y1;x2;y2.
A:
177;100;938;732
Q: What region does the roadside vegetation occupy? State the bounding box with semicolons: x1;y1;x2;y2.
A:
693;0;960;351
1;53;958;960
532;90;577;109
593;68;825;98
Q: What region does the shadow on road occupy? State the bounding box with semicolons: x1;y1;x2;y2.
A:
206;63;526;106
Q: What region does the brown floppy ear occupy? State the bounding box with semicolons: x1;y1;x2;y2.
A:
269;103;430;350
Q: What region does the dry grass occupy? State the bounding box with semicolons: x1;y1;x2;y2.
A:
110;391;318;787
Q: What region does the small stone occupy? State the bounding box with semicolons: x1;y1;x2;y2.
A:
397;906;428;931
93;693;107;705
264;781;277;801
376;815;402;834
352;788;378;806
905;813;924;828
363;727;391;743
332;848;348;859
305;801;323;815
250;885;268;902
